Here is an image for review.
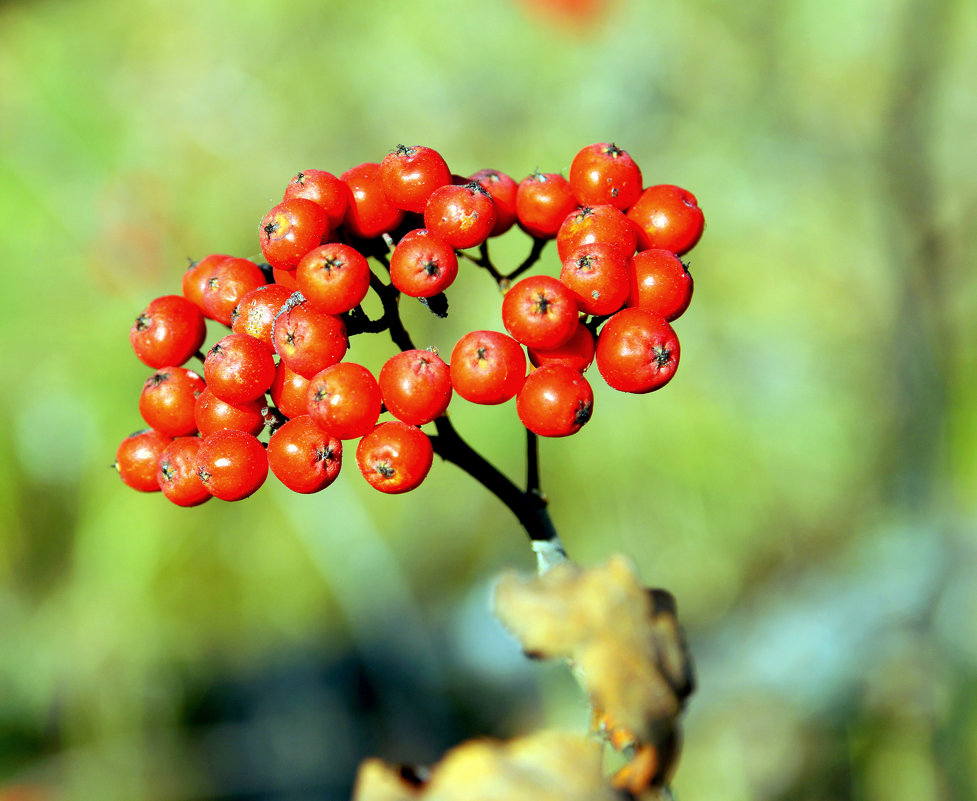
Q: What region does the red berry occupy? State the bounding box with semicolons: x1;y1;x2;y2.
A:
138;367;206;437
272;296;348;379
204;333;276;404
380;144;452;214
196;429;268;501
283;169;349;229
516;172;578;239
449;330;526;405
306;362;383;440
559;242;631;316
232;283;293;350
528;321;595;373
200;257;267;326
629;249;694;321
115;428;172;492
596;308;680;393
556;204;637;261
389;228;459;298
267;415;343;494
378;349;453;425
296;243;372;315
194;387;267;436
341;162;405;240
517;364;594;437
273;266;299;290
501;275;579;350
423;182;496;250
356;421;433;494
183;253;230;310
157;437;211;507
626;184;704;255
468;169;518;236
568;143;643;210
269;362;310;420
259;198;330;270
130;295;207;369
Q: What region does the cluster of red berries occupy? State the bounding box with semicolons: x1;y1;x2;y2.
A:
116;143;704;506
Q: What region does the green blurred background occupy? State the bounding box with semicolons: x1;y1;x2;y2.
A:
2;0;976;798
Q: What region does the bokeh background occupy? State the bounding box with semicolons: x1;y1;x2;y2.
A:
2;0;976;798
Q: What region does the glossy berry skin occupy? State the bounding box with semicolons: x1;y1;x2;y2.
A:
269;362;311;419
194;388;267;436
260;198;330;270
528;321;595;373
296;243;372;314
516;172;578;239
556;204;637;261
195;429;268;501
232;283;293;350
501;275;579;350
449;330;526;405
389;228;458;298
130;295;207;369
379;349;453;425
273;266;299;290
424;182;496;249
559;242;631;317
272;298;348;379
138;367;206;437
306;362;383;440
380;145;452;214
204;333;276;404
596;308;680;393
629;249;694;321
517;364;594;437
267;415;342;494
183;253;230;310
157;437;211;507
283;169;349;229
200;257;267;326
115;429;172;492
626;184;704;255
568;143;643;210
341;162;405;240
468;168;518;236
356;421;433;494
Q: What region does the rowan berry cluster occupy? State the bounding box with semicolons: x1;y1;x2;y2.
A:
116;143;704;506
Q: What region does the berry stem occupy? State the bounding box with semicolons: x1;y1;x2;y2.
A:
526;429;541;496
503;237;548;285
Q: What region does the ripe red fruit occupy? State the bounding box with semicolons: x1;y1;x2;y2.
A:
380;145;452;214
306;362;383;440
501;275;579;350
596;308;680;393
204;333;276;404
423;182;497;250
449;330;527;405
259;198;330;270
130;295;207;369
528;321;595;373
273;266;299;290
389;228;459;298
296;243;372;314
115;429;172;492
356;421;433;494
378;349;453;425
515;172;578;239
556;204;637;261
196;429;268;501
468;169;518;236
268;362;310;420
626;184;704;255
629;249;694;321
568;143;643;210
559;242;631;317
232;283;293;350
157;437;211;507
194;388;267;436
183;253;230;309
516;364;594;437
341;162;405;239
267;415;343;494
138;367;206;437
272;297;348;379
283;169;349;229
200;257;267;326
